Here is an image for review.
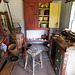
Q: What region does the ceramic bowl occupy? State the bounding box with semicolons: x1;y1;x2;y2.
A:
44;17;48;21
40;10;44;15
41;4;47;8
41;24;46;28
39;17;43;21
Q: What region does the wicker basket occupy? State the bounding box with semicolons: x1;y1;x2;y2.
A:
13;22;21;33
8;44;18;55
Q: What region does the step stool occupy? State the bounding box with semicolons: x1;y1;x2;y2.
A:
24;47;43;75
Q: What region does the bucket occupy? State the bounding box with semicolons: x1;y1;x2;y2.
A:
26;43;32;50
7;55;19;62
8;44;18;55
16;33;24;49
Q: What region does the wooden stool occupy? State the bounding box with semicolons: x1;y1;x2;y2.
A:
24;47;43;75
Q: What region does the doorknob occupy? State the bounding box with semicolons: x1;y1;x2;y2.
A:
55;22;58;28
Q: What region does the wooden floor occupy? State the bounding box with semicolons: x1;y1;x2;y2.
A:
0;62;14;75
11;44;55;75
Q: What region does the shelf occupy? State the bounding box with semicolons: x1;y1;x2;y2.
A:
26;28;50;30
39;21;49;23
39;15;49;17
27;40;48;42
27;38;49;42
39;8;50;10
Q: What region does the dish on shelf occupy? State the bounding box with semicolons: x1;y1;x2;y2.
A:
41;34;46;39
41;4;47;8
39;17;43;21
40;10;44;15
41;23;46;28
43;17;48;21
27;38;47;42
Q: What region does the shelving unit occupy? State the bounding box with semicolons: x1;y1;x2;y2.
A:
39;3;50;28
39;21;49;23
27;39;48;42
39;15;49;17
26;29;50;42
24;0;61;43
39;8;50;10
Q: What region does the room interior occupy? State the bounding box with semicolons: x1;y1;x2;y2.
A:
0;0;75;75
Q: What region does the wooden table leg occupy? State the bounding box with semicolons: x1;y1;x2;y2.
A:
24;54;28;69
33;57;35;75
40;52;43;68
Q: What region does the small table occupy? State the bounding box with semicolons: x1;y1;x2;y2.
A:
24;47;43;75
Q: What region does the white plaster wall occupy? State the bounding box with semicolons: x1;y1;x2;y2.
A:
0;0;6;11
4;0;25;34
27;30;48;39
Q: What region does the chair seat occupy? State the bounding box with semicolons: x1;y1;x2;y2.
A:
27;47;42;57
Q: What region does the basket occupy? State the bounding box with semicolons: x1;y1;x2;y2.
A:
8;44;18;55
13;22;21;33
57;36;64;42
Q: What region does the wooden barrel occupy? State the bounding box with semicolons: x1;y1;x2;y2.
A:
16;33;24;49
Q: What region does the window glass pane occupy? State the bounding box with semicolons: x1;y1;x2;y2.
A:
72;21;75;32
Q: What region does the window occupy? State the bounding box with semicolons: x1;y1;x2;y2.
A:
69;2;75;32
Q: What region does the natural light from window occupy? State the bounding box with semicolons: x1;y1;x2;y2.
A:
69;2;75;33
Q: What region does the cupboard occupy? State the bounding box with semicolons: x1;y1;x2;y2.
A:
49;3;61;28
24;3;38;30
50;36;65;75
23;0;61;42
